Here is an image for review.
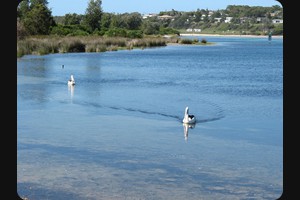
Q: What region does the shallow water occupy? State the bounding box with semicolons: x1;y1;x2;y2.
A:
17;36;283;200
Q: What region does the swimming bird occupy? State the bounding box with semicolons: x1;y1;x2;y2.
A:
68;74;75;86
182;106;196;124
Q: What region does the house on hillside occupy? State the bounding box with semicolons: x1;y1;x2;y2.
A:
214;18;222;23
186;28;201;32
142;13;157;19
224;17;233;23
158;15;174;20
272;19;283;24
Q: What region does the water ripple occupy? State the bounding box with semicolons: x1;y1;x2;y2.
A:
74;100;225;124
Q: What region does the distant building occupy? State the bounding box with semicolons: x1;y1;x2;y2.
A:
239;17;249;23
214;18;222;23
158;15;174;20
186;28;201;32
272;19;283;24
224;17;233;23
142;13;157;19
270;11;281;17
256;17;262;23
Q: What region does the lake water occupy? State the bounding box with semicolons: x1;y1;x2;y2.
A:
17;36;283;200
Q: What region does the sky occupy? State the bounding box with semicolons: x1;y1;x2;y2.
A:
47;0;283;16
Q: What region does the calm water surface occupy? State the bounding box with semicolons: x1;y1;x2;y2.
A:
17;36;283;200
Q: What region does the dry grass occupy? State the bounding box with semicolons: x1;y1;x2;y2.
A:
17;35;180;57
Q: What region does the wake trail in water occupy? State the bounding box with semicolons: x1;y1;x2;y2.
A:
72;100;224;124
85;102;181;120
195;98;226;123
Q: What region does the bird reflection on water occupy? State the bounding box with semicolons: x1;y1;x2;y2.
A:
183;123;196;141
68;84;75;102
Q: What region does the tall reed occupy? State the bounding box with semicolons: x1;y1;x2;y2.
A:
17;35;180;57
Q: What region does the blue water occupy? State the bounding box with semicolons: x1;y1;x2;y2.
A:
17;36;283;200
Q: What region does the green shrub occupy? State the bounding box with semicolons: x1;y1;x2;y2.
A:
50;25;71;36
68;30;89;36
201;38;207;44
126;30;143;38
180;38;193;44
193;38;199;43
105;28;127;37
159;27;180;35
59;39;85;53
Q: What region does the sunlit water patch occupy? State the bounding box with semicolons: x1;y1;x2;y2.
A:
18;36;283;200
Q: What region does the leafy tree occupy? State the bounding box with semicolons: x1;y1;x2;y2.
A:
17;0;55;36
202;9;209;23
142;21;160;35
159;9;179;16
211;10;221;18
169;13;190;29
100;13;112;31
126;30;143;38
194;9;202;22
17;0;30;18
17;18;28;39
110;14;127;29
124;12;142;30
159;27;179;35
105;28;127;37
83;0;103;32
272;23;283;35
30;0;48;7
22;3;55;35
64;13;81;25
50;24;89;36
169;9;178;16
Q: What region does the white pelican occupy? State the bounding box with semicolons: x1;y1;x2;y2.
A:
182;106;196;124
68;75;75;86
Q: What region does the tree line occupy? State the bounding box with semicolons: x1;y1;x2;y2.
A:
17;0;283;40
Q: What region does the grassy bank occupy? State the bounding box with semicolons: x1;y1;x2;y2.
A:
17;35;216;58
17;35;181;58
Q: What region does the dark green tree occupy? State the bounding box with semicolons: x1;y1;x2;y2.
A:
100;13;112;31
17;0;30;18
194;9;202;22
64;13;81;25
30;0;48;8
110;14;127;29
17;0;55;36
22;3;55;35
83;0;103;32
203;9;209;23
142;21;160;35
124;12;142;30
17;18;28;39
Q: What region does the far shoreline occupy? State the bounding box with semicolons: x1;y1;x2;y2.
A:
179;33;283;39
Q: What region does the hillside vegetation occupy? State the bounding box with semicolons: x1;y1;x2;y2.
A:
17;0;283;57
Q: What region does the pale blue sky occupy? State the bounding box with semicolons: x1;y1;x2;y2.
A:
48;0;282;16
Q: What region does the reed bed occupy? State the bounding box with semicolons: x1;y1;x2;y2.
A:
17;35;180;57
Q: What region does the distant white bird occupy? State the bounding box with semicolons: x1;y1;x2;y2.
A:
68;74;75;86
182;106;196;124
